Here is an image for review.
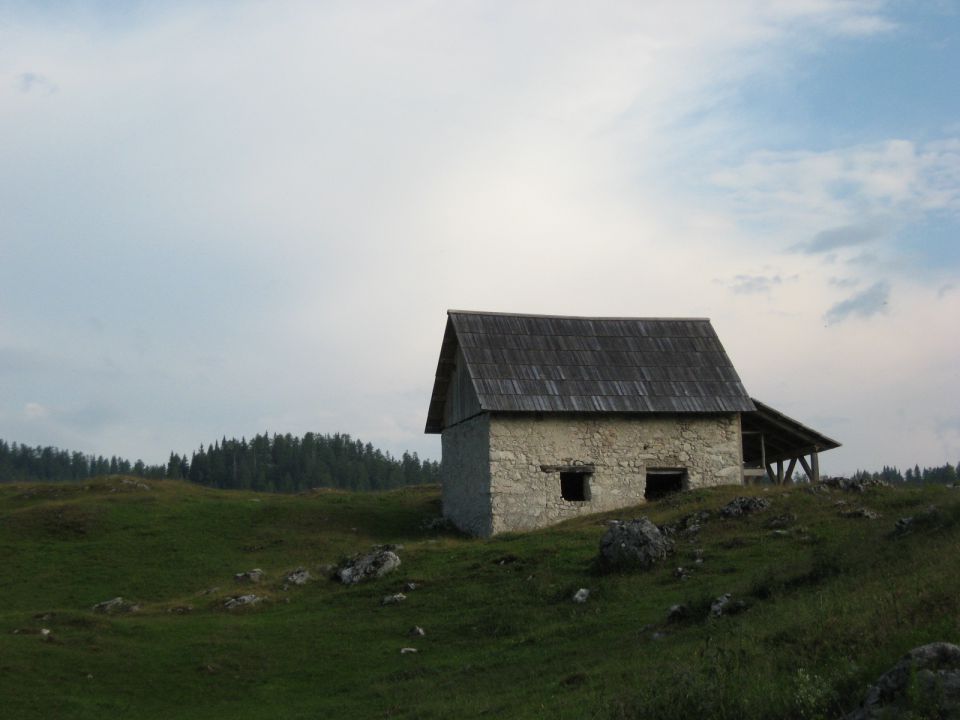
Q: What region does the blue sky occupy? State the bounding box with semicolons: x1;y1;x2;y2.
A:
1;1;958;474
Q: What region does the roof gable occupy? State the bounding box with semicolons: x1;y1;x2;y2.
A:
425;310;755;433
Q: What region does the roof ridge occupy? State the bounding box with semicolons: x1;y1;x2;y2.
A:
447;309;711;322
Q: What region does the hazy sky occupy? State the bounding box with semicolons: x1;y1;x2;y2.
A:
2;1;958;474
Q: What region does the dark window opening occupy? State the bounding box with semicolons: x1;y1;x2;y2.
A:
560;472;590;501
645;469;686;501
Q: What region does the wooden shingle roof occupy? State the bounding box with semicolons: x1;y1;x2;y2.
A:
425;310;755;433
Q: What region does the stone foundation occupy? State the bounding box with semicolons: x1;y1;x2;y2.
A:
441;412;743;536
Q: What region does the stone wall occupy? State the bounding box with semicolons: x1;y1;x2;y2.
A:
440;413;492;536
486;413;742;534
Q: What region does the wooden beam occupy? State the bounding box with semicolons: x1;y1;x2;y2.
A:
777;460;784;485
766;463;777;483
798;455;813;481
784;458;797;484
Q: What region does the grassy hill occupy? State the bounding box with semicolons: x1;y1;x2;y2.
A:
1;478;959;719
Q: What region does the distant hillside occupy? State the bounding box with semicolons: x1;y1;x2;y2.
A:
0;432;439;492
1;478;959;718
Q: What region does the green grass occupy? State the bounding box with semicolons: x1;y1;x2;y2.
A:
1;477;959;719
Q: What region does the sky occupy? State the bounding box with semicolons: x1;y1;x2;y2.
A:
1;0;958;475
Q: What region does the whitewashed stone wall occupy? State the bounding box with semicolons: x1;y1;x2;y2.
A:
486;413;742;535
440;413;492;536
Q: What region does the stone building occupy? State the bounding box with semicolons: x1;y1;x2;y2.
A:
425;310;839;537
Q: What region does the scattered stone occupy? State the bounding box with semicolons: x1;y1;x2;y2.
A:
493;554;520;566
223;594;262;610
766;513;797;529
234;569;264;584
720;496;771;518
804;484;832;496
893;506;941;536
840;507;881;520
40;628;51;637
572;588;590;603
198;587;220;596
410;626;426;637
335;547;401;584
318;564;336;578
284;568;311;586
692;548;704;565
674;567;691;580
822;476;889;493
663;510;712;536
710;593;748;617
120;478;151;490
770;529;790;537
168;605;193;615
651;632;667;640
403;582;418;592
845;642;960;720
667;604;689;623
400;647;418;654
597;517;674;572
92;597;138;614
381;593;407;606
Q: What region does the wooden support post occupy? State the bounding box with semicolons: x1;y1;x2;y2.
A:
784;458;797;484
798;455;813;482
777;460;784;485
766;464;776;484
761;433;766;471
811;451;820;483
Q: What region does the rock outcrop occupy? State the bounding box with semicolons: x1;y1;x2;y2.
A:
597;518;673;571
335;546;401;584
846;642;960;719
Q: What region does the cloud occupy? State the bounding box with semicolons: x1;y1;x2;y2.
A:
793;221;886;254
824;281;890;325
23;402;49;420
17;72;57;94
828;276;860;288
725;274;782;294
938;283;956;298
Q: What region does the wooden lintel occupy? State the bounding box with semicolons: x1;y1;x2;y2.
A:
539;464;596;474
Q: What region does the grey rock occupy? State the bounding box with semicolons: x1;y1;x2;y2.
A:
710;593;747;617
597;517;673;571
92;597;137;614
234;569;265;584
403;582;418;592
223;594;261;610
336;547;401;584
846;642;960;719
720;496;771;517
840;507;881;520
766;512;797;529
572;588;590;603
400;647;418;654
893;506;941;536
410;626;426;637
284;568;311;586
667;604;689;623
381;593;407;606
822;476;889;493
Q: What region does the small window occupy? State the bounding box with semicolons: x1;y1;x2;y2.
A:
645;469;686;500
560;471;590;502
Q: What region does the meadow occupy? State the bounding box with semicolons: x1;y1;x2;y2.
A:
1;477;958;719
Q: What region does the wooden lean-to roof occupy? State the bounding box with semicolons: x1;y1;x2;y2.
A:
425;310;755;433
741;398;841;464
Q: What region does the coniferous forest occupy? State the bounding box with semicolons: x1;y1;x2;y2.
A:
0;433;440;492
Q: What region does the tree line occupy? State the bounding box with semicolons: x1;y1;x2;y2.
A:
851;462;959;486
0;432;440;492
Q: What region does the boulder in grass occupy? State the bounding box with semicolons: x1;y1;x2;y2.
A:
846;643;960;720
92;597;138;614
234;569;265;584
223;594;262;610
284;568;311;586
597;518;673;572
335;547;401;584
720;496;770;518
